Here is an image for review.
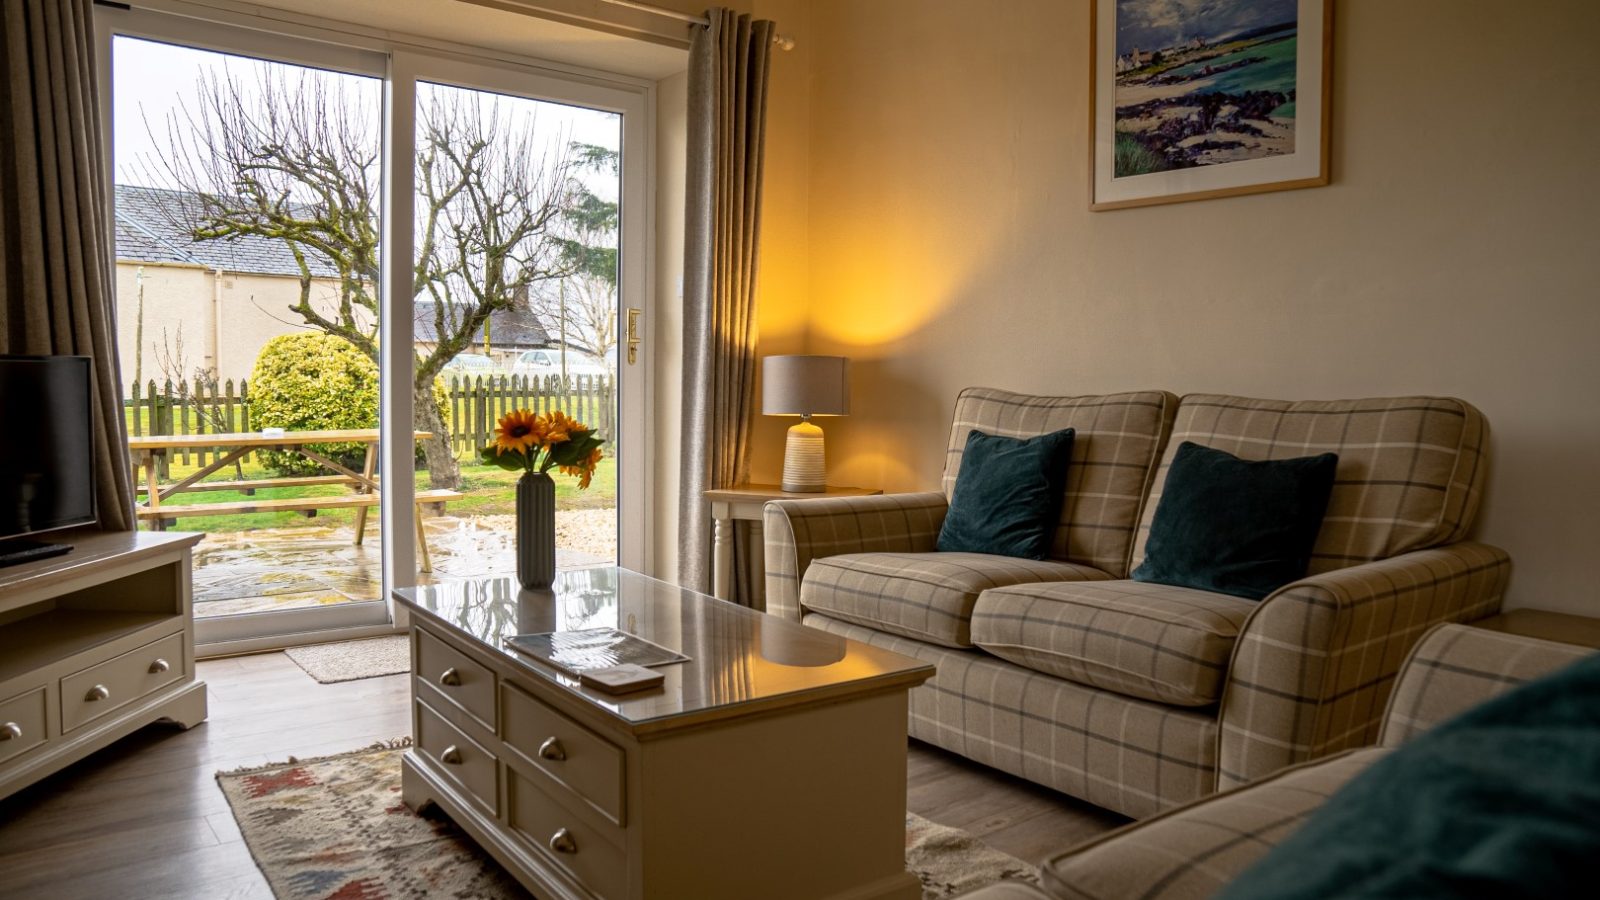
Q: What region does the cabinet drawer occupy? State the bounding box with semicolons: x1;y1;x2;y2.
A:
502;681;625;826
60;632;184;733
416;626;496;731
509;767;625;900
0;687;48;765
416;700;498;816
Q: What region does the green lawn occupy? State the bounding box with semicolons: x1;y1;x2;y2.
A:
139;455;616;533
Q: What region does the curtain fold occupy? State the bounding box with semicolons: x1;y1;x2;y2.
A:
679;8;775;600
1;0;136;532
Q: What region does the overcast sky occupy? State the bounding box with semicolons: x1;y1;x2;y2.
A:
1115;0;1297;54
112;35;621;202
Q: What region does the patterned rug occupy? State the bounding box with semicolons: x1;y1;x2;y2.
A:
217;742;1039;899
284;636;411;683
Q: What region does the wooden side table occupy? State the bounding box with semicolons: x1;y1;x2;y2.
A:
1474;609;1600;650
703;484;881;601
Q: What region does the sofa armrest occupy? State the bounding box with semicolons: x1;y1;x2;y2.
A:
1216;541;1510;790
762;492;948;621
1378;622;1593;747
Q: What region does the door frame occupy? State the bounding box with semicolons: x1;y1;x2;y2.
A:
95;3;659;651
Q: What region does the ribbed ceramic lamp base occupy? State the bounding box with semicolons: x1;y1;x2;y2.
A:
781;421;826;493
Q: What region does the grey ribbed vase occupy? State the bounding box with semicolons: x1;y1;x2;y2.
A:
515;472;556;589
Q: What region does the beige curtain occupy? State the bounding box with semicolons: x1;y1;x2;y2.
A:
1;0;136;531
679;8;775;601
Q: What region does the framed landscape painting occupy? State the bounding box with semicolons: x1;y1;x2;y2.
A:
1090;0;1332;210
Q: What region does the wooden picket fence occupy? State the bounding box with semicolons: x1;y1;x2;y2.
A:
124;374;615;479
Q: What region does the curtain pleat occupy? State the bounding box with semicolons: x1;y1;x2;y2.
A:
1;0;136;532
679;8;775;601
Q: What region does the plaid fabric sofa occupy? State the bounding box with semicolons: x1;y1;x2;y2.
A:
764;389;1510;818
957;623;1594;900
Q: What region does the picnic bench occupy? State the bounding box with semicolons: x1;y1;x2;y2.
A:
128;429;462;572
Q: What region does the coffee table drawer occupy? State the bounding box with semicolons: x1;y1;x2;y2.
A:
61;632;184;733
502;682;625;825
0;687;47;765
509;767;625;899
417;626;496;730
416;701;498;815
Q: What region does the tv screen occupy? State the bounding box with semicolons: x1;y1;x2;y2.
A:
0;356;97;540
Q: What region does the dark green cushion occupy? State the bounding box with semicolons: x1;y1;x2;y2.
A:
1219;651;1600;900
1132;441;1337;600
936;428;1074;560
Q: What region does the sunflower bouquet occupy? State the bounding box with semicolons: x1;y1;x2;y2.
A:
481;409;605;488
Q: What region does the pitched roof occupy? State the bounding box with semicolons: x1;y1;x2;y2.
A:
114;184;341;278
414;301;549;349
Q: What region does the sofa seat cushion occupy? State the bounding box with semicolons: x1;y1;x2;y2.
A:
1041;748;1382;900
800;552;1113;648
971;579;1255;706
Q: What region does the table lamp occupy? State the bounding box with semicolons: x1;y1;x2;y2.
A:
762;355;849;493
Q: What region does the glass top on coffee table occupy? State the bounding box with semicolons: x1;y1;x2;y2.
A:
393;567;933;734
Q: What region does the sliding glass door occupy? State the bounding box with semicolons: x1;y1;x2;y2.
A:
98;9;652;652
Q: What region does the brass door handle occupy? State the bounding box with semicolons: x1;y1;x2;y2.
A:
549;828;577;854
626;308;642;365
149;658;171;674
440;745;463;765
537;737;566;761
85;684;110;702
439;667;462;687
0;722;20;741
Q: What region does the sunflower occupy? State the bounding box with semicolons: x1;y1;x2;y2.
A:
493;409;544;455
544;409;583;446
560;445;604;490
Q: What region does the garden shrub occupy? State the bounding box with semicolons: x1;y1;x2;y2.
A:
249;333;446;476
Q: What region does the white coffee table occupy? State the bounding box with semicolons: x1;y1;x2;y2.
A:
394;567;934;900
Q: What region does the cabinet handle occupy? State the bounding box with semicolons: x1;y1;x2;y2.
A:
549;828;577;854
85;684;110;702
439;667;462;687
440;745;463;765
537;737;566;762
149;658;171;674
0;722;20;741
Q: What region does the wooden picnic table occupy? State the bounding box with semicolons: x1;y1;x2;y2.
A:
129;429;461;572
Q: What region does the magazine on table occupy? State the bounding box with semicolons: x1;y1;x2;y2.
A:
505;628;689;677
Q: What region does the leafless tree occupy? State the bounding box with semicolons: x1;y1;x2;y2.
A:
138;69;583;488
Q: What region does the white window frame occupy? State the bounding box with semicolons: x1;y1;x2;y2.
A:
95;3;658;653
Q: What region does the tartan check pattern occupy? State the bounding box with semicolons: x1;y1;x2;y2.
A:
763;492;949;621
1131;394;1490;575
1379;622;1594;747
1038;749;1380;900
799;552;1112;648
808;613;1220;820
943;388;1178;577
1217;541;1510;790
971;580;1255;707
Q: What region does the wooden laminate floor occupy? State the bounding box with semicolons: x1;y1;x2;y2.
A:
0;652;1126;898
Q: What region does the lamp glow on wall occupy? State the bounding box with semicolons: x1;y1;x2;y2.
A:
762;355;850;493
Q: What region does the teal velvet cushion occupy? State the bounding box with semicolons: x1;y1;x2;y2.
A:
936;428;1074;560
1132;441;1337;600
1218;651;1600;900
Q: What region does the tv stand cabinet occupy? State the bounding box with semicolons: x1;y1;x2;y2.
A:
0;530;207;801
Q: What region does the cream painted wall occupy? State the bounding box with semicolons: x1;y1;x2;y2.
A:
778;0;1600;613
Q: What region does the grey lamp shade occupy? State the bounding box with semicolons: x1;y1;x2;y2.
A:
762;355;850;417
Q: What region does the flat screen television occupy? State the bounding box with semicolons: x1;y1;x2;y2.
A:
0;356;97;561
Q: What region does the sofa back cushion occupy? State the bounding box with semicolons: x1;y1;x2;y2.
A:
943;388;1178;577
1131;395;1489;576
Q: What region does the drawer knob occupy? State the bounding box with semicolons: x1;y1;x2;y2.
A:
439;667;462;687
148;658;171;674
549;828;577;855
85;684;110;702
537;737;567;762
0;722;19;741
440;744;463;765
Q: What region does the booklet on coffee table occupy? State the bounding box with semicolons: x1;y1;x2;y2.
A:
505;627;689;676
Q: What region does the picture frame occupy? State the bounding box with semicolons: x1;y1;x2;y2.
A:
1089;0;1333;210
